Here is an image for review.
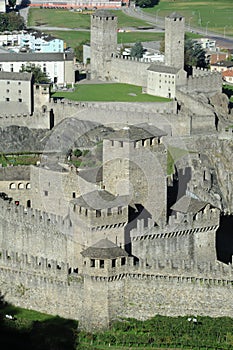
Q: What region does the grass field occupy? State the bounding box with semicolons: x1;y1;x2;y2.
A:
52;83;171;102
45;30;166;47
28;8;151;29
144;0;233;36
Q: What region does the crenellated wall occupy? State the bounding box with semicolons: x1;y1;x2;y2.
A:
185;71;222;94
130;206;220;263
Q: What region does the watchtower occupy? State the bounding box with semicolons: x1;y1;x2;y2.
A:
90;10;117;80
165;12;185;69
80;238;129;330
102;124;168;225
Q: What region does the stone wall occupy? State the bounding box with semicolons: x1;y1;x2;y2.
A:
0;112;50;129
0;250;84;321
131;205;220;264
79;257;233;330
107;56;150;86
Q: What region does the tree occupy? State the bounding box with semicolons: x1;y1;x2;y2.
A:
20;64;50;84
74;40;89;63
130;42;144;59
73;149;82;158
0;12;25;31
184;38;207;71
135;0;159;8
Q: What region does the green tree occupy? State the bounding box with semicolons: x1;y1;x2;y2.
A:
135;0;159;8
20;64;50;84
184;38;207;71
73;149;82;158
130;42;144;59
74;40;89;63
0;12;25;31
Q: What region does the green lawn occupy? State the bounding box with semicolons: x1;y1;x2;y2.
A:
52;83;171;102
28;8;91;28
46;30;166;48
144;0;233;36
0;153;40;166
28;8;151;29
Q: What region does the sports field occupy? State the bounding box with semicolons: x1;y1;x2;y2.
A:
144;0;233;36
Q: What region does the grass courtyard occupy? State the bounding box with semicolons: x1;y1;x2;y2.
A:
52;83;171;102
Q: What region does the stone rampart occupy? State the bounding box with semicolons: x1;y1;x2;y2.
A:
185;71;222;94
0;199;82;267
107;56;152;86
0;242;233;330
130;207;219;263
51;99;177;125
0;111;50;129
50;99;192;136
0;255;84;320
80;256;233;330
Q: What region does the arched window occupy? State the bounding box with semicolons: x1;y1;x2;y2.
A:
9;183;16;190
18;183;24;190
26;183;31;189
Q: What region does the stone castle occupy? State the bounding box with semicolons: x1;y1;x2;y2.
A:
0;10;233;331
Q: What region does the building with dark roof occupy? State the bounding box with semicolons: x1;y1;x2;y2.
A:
0;52;75;85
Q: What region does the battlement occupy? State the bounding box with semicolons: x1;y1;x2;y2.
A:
50;99;177;120
111;53;160;64
82;254;233;283
185;71;222;93
130;206;219;241
72;201;128;230
0;249;72;278
0;198;72;234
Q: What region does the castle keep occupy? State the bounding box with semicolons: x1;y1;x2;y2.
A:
0;11;232;331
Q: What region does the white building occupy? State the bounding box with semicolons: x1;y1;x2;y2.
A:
20;31;64;53
0;52;75;85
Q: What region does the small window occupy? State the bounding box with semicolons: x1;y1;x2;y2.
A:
121;257;126;266
18;90;21;94
5;97;10;102
100;260;104;268
18;98;22;102
36;85;40;90
96;210;101;217
90;259;95;267
44;190;48;196
6;89;9;93
18;82;21;85
72;192;76;198
7;81;10;84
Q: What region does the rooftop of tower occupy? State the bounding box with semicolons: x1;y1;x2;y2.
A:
105;124;166;142
71;190;130;210
81;238;128;259
167;12;183;20
93;9;116;18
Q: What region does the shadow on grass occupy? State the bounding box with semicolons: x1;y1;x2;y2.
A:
0;294;78;350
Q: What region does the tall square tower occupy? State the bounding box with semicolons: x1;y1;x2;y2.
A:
165;12;185;70
90;10;117;80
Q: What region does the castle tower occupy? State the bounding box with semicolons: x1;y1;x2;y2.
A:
90;10;117;80
80;238;129;330
102;124;167;225
165;12;185;69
